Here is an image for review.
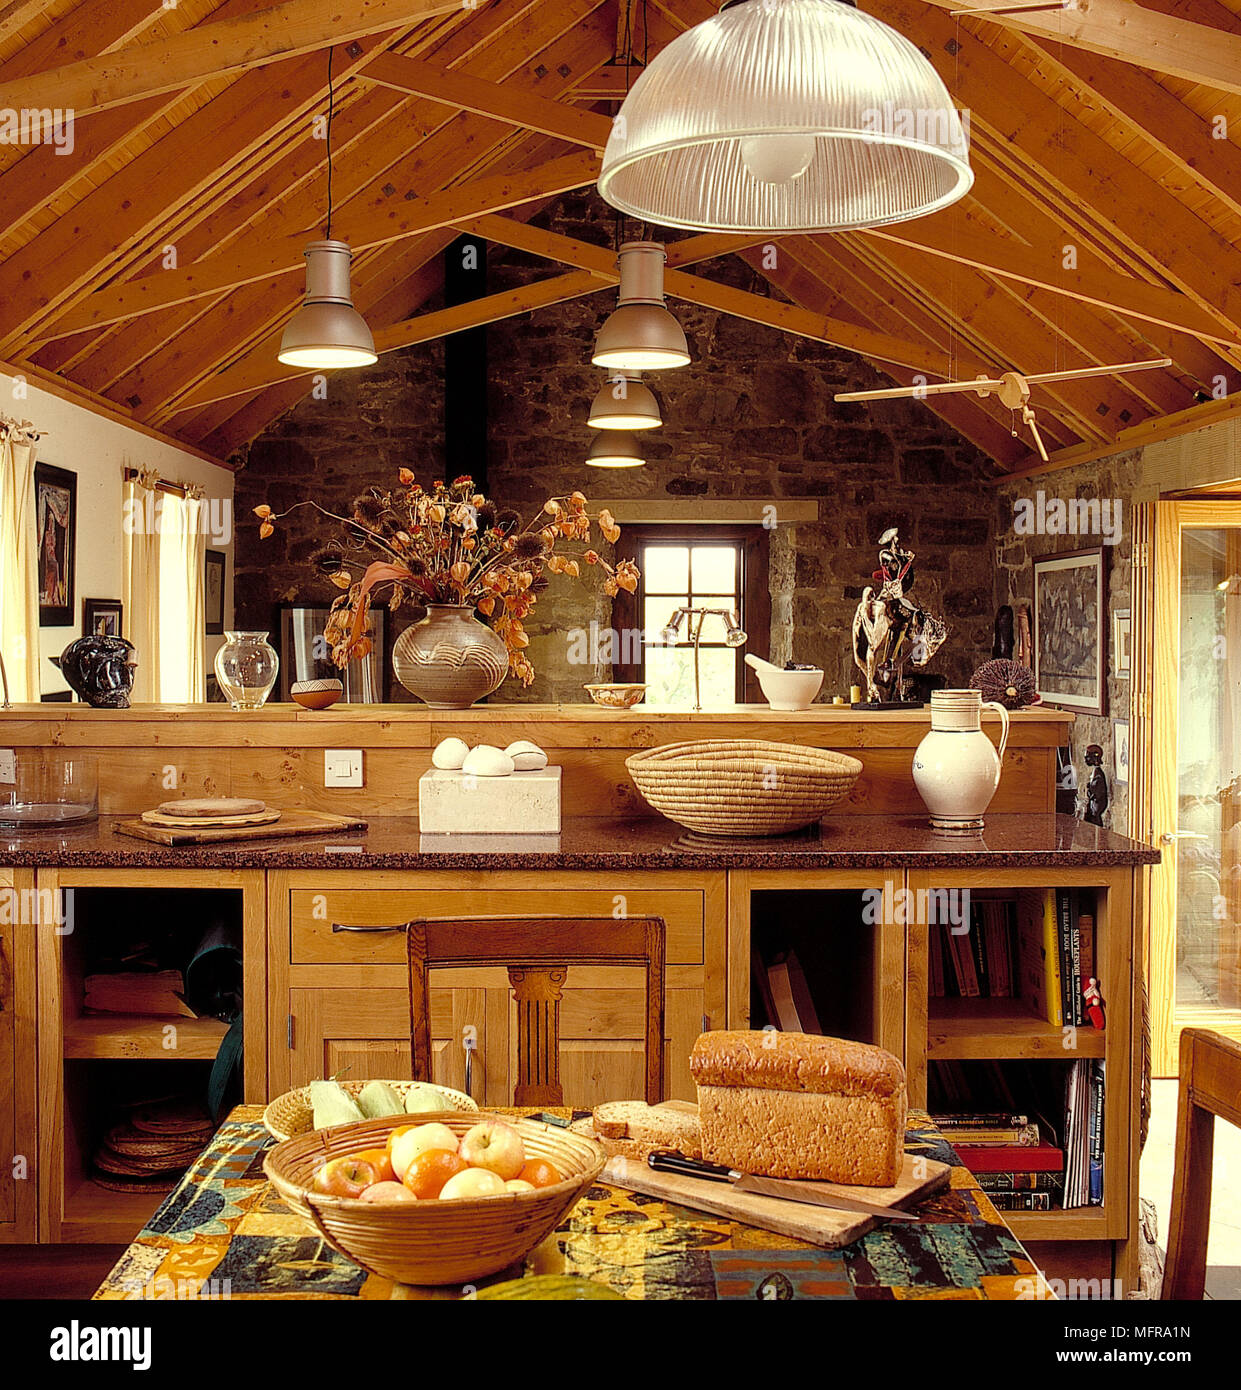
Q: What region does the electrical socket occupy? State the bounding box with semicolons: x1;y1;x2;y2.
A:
324;749;363;788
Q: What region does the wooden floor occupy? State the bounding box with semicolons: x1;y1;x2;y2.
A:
0;1246;125;1299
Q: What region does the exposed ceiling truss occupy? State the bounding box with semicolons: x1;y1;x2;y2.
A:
3;0;1241;472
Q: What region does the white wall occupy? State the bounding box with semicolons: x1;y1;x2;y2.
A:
2;373;235;699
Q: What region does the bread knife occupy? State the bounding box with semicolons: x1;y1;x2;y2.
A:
646;1151;926;1222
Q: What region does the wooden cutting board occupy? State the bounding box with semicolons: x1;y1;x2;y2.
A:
602;1148;951;1250
115;809;368;846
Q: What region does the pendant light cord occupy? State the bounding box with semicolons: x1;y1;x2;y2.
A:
325;46;336;241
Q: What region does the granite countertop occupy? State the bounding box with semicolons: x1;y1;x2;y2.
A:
0;813;1160;870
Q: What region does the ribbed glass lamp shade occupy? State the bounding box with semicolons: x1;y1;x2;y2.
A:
587;430;647;468
597;0;974;233
278;240;377;368
588;375;663;430
592;242;690;371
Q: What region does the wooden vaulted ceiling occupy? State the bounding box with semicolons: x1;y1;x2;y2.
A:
4;0;1241;474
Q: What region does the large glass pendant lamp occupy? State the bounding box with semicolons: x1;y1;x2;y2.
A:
278;51;376;369
592;241;690;371
588;374;663;430
597;0;974;233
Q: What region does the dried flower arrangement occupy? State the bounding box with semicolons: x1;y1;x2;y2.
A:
255;473;638;685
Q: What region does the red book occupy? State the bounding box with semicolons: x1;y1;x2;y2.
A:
955;1143;1065;1174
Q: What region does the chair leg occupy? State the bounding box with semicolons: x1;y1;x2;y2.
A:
508;967;565;1106
1163;1087;1215;1300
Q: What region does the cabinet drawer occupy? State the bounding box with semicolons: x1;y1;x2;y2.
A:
289;889;704;966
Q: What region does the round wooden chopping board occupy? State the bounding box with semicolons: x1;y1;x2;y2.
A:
157;797;267;818
141;808;282;829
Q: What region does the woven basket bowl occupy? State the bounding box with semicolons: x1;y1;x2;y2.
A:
626;739;862;837
264;1112;606;1286
263;1080;478;1143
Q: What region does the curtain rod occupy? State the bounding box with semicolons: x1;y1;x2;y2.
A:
123;466;191;498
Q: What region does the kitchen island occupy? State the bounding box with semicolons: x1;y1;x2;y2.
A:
0;703;1154;1290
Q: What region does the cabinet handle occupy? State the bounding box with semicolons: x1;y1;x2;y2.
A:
463;1033;477;1099
0;938;8;1013
330;921;411;935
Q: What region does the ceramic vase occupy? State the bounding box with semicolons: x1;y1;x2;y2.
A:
214;631;279;710
912;688;1010;832
392;604;509;709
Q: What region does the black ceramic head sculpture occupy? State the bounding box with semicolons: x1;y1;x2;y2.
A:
51;635;138;708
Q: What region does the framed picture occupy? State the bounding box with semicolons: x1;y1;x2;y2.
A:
35;462;76;627
1113;719;1130;785
1033;546;1107;717
1112;607;1131;678
204;674;225;704
204;549;226;635
83;597;123;638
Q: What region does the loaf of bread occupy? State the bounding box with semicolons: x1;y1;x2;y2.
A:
689;1030;907;1186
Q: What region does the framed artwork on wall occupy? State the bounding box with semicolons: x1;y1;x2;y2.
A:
1033;546;1107;717
1112;608;1131;678
83;597;123;638
204;549;226;635
34;462;76;627
1113;719;1130;784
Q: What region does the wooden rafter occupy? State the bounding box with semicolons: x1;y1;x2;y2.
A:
899;0;1241;97
34;150;602;343
0;0;462;118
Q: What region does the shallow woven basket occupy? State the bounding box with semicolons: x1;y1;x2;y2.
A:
626;739;862;837
263;1080;478;1143
264;1112;606;1286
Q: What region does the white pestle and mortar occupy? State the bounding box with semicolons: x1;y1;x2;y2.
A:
745;654;825;711
419;737;561;834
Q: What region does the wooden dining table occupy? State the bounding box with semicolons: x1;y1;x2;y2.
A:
93;1105;1049;1301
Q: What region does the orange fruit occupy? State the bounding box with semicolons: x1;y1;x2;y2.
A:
402;1148;467;1200
356;1147;396;1185
518;1158;563;1189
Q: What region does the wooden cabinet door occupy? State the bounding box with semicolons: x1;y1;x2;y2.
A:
0;883;37;1242
287;973;514;1107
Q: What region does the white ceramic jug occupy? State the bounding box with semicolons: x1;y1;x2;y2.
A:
912;689;1010;831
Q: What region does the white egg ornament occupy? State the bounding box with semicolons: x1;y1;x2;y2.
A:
504;740;548;771
461;745;515;777
432;737;470;770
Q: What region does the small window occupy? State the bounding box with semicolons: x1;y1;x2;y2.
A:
614;525;770;705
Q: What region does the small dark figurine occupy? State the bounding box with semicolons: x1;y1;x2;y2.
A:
50;635;138;708
971;658;1041;710
1082;743;1109;827
852;527;948;705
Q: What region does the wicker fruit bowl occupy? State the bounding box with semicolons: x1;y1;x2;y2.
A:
626;739;862;837
263;1112;606;1286
263;1079;477;1143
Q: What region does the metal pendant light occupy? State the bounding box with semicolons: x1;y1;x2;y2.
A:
597;0;973;233
587;430;647;468
588;374;663;430
592;241;690;371
278;51;376;369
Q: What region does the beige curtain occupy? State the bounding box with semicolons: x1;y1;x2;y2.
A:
0;426;41;701
158;489;206;702
123;473;162;702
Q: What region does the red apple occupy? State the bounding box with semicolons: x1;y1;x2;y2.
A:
313;1155;377;1198
439;1167;506;1200
389;1122;458;1180
458;1121;525;1181
360;1181;417;1203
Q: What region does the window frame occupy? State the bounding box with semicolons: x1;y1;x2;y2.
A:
612;523;771;704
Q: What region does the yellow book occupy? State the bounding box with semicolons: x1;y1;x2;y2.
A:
1016;890;1063;1027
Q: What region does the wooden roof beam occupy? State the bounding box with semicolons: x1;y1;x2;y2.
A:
899;0;1241;97
0;0;462;118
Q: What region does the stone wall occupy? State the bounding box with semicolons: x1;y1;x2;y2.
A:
993;449;1139;834
233;194;1002;705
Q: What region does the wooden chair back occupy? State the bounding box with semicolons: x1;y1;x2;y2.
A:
1162;1027;1241;1299
407;916;666;1107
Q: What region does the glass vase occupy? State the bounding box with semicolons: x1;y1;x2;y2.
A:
214;631;279;710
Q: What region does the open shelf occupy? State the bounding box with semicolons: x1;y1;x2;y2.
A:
64;1014;229;1060
928;998;1106;1061
1001;1209;1112;1242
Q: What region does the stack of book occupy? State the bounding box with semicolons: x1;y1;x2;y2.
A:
930;900;1016;997
932;1111;1065;1211
1064;1058;1105;1208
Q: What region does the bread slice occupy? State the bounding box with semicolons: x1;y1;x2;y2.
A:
590;1101;702;1158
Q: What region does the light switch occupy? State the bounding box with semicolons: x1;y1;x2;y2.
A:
324;749;363;788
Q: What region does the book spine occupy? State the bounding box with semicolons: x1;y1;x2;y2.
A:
1069;891;1083;1026
932;1112;1030;1129
1056;887;1075;1027
969;903;989;996
1089;1061;1105;1206
1044;891;1064;1028
986;1191;1055;1211
975;1172;1065;1192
